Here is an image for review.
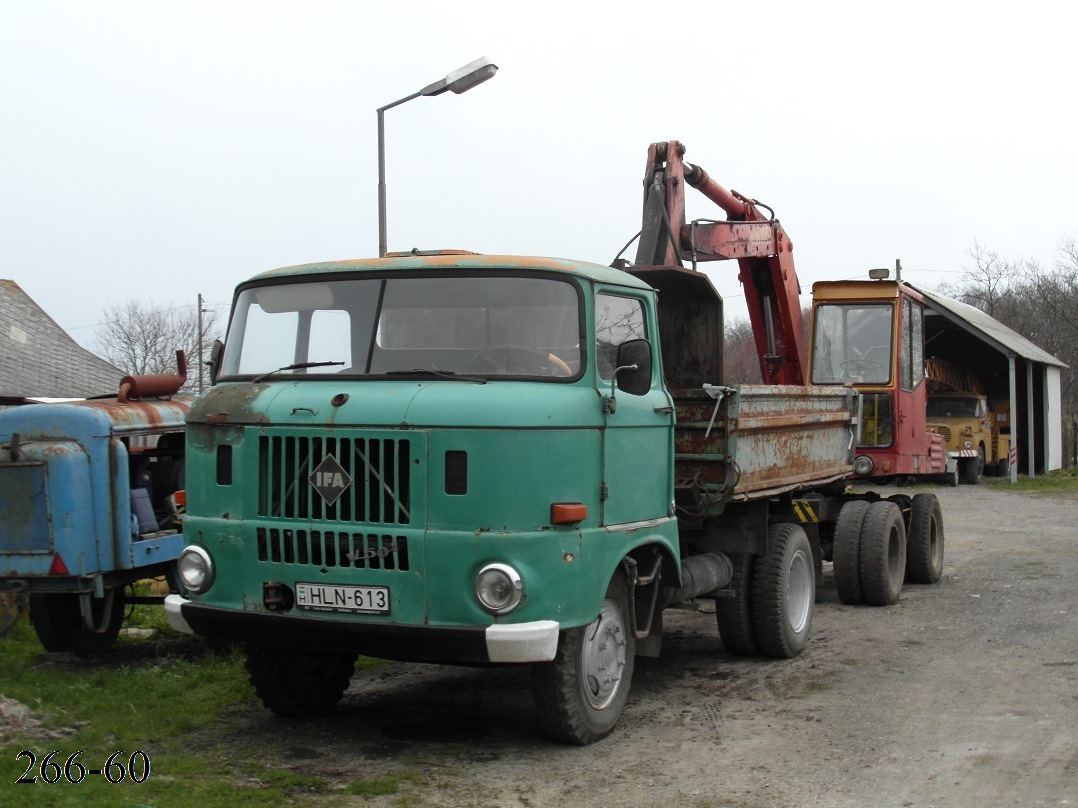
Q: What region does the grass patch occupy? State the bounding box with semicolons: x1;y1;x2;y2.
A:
984;467;1078;495
0;613;402;807
348;774;404;797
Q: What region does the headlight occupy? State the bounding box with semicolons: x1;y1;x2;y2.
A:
474;563;523;615
177;545;215;593
963;440;973;449
853;455;874;476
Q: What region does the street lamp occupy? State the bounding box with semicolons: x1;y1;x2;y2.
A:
377;57;498;257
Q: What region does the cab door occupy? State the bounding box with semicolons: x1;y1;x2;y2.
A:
594;290;675;526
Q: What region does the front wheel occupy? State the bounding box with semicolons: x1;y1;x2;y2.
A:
752;523;815;658
963;447;985;485
245;646;357;717
532;573;635;744
30;589;125;654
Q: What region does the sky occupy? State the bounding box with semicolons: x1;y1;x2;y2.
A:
2;1;1076;355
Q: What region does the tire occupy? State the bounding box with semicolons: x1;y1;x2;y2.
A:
751;523;815;659
833;501;869;605
715;554;758;656
962;447;985;485
532;573;635;744
906;493;944;584
946;465;959;487
29;589;125;654
859;501;907;606
996;456;1010;478
245;646;357;717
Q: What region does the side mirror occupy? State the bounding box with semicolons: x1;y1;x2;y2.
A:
207;339;225;386
614;339;652;396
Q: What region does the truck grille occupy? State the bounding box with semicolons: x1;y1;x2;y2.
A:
934;426;952;443
257;434;412;525
256;528;410;570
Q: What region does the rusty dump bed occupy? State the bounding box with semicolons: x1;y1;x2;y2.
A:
674;384;856;506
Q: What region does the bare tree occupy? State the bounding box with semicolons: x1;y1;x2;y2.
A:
938;236;1078;462
94;300;222;393
948;239;1019;318
723;305;811;385
723;316;764;384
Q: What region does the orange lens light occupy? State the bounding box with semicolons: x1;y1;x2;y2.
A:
551;502;587;524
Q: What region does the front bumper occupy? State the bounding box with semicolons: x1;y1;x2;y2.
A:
165;594;559;664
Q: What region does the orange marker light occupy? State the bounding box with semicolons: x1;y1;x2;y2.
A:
551;502;587;525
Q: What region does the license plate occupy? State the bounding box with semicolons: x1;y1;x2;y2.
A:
295;582;391;615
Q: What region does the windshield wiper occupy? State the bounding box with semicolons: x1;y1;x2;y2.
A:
253;361;344;383
385;369;487;384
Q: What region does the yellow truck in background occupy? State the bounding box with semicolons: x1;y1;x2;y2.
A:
925;359;1011;484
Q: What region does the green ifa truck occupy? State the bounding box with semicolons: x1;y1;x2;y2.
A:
164;248;943;743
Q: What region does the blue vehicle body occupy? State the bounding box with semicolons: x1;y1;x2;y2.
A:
0;396;190;652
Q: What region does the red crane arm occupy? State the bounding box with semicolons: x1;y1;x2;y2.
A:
633;141;807;386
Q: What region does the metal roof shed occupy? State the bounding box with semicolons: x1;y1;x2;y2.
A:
913;286;1066;477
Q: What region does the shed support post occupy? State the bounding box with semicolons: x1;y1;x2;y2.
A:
1008;355;1018;483
1026;361;1036;478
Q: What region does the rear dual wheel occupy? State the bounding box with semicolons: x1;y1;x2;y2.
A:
715;554;758;656
716;524;815;660
752;523;815;658
832;500;907;606
859;501;907;605
906;493;944;584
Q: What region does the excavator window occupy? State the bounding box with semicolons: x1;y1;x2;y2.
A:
811;303;893;386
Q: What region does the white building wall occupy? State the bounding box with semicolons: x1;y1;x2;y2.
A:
1045;365;1063;472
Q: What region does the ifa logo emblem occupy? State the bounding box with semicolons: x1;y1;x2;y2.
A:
308;455;352;506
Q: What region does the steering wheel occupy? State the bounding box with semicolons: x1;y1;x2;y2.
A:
474;345;572;376
840;358;883;374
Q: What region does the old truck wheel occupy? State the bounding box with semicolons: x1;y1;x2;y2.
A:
532;573;635;744
715;554;758;656
29;589;125;655
751;523;814;659
996;455;1010;478
833;500;870;605
963;447;985;485
859;501;907;606
245;646;357;717
906;493;945;584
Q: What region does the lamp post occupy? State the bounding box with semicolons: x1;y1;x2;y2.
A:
377;57;498;257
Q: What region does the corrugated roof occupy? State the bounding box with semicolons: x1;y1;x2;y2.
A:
913;285;1066;368
0;279;124;398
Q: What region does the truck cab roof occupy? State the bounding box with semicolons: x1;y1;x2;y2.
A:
244;253;656;292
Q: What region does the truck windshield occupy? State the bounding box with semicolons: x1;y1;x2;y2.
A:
811;303;893;385
926;397;981;418
219;275;583;380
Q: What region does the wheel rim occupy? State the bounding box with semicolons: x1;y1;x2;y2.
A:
786;549;812;634
579;599;627;710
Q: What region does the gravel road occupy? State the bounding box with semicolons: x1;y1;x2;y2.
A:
222;484;1077;807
